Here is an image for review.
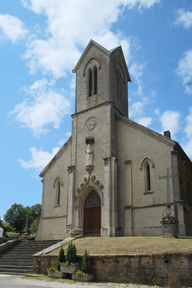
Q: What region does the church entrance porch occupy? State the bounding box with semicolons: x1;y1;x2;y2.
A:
83;190;101;237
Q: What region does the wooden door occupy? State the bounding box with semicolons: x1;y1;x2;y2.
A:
83;191;101;237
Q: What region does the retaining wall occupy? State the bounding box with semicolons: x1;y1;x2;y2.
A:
33;253;192;287
0;239;18;253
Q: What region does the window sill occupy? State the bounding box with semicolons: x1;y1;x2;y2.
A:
143;191;153;195
54;204;61;208
88;93;97;98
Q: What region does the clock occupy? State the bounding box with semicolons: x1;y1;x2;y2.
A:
85;117;97;131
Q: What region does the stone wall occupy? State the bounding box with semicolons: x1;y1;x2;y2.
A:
178;152;192;235
116;115;175;236
36;138;71;241
33;253;192;288
0;239;18;253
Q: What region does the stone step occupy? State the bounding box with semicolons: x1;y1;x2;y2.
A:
0;265;33;269
0;271;26;275
0;240;60;275
0;268;33;274
5;245;54;249
0;255;33;259
0;262;32;266
4;250;48;254
0;258;32;262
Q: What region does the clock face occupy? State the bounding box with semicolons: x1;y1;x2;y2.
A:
85;117;97;131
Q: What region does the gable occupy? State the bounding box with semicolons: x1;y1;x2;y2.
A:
110;46;131;83
116;113;176;147
72;39;110;74
39;136;72;178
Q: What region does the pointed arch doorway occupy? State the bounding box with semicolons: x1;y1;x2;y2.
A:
83;190;101;237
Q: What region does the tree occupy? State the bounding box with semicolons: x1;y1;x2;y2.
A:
81;250;92;274
4;203;26;232
30;204;41;222
65;242;77;264
4;203;41;233
56;247;65;271
29;220;37;235
0;219;14;236
185;82;192;86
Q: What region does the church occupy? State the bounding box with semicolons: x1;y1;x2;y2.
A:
35;40;192;240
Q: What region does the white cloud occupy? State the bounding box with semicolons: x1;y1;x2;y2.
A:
129;62;145;95
137;117;152;127
154;109;160;115
175;9;192;29
129;101;144;117
19;147;60;169
9;78;71;135
176;50;192;94
0;14;28;43
58;132;71;146
185;107;192;138
182;139;192;158
21;0;159;78
159;110;180;138
182;108;192;157
65;131;72;137
130;62;144;82
129;97;149;118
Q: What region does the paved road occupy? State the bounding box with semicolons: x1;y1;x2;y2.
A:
0;274;162;288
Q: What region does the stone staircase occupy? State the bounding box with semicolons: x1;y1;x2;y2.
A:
0;240;59;275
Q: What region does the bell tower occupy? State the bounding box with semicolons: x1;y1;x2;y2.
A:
72;39;131;118
67;40;131;237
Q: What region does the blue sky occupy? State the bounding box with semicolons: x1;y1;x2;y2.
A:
1;0;192;219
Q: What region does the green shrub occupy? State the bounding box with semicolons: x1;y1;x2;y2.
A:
56;246;65;271
81;250;92;274
63;261;69;267
0;221;15;237
48;267;56;273
76;269;83;276
65;242;77;264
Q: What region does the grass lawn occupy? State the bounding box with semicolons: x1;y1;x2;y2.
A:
48;236;192;256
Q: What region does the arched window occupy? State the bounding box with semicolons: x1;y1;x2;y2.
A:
88;69;92;97
115;68;123;101
56;181;60;205
93;66;97;95
116;73;120;99
140;157;154;195
146;164;151;191
88;66;98;97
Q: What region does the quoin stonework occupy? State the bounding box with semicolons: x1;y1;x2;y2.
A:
35;40;192;240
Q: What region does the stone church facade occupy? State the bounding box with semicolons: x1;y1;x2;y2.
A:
36;40;192;240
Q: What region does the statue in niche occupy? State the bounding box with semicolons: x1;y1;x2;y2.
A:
85;144;93;166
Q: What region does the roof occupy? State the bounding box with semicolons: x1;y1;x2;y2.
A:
116;112;192;167
116;112;176;147
39;136;72;178
72;39;131;82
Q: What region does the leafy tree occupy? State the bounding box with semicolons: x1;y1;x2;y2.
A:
4;204;26;232
3;203;41;233
29;220;37;235
24;204;41;230
185;82;192;86
30;204;41;220
0;219;14;237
